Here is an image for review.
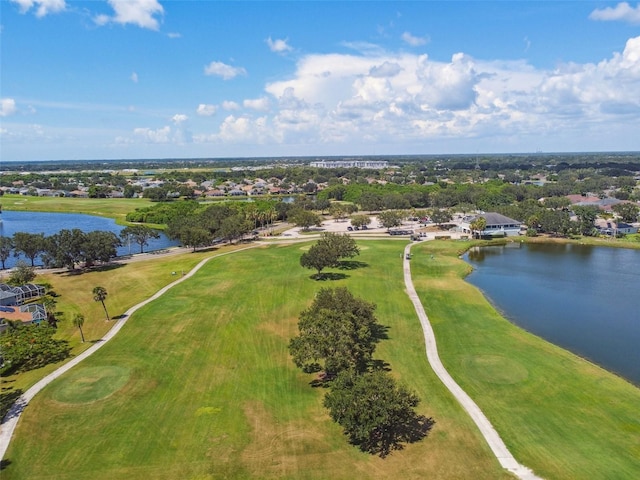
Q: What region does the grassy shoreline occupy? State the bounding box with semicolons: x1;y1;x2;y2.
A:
0;194;156;227
410;239;640;479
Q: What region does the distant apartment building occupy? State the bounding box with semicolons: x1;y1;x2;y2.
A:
309;160;388;169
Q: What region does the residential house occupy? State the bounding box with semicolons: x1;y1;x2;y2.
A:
0;304;48;333
0;283;45;305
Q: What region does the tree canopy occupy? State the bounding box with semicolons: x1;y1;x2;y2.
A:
0;324;71;374
377;210;405;230
93;286;110;321
0;236;15;270
12;232;45;267
299;233;360;277
324;369;433;457
120;225;160;253
288;286;430;457
612;202;639;223
7;260;36;285
288;287;383;374
290;209;322;231
350;214;371;229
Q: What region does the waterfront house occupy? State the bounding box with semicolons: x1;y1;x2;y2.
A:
460;212;522;237
0;283;45;305
0;304;48;333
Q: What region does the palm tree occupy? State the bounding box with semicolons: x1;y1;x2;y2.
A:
266;206;277;235
73;313;85;343
43;297;58;328
470;216;487;239
92;286;110;321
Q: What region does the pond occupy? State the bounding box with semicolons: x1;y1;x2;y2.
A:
464;242;640;386
0;210;179;269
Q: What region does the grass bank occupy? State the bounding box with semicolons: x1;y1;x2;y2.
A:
1;249;217;394
1;194;154;226
2;241;509;480
410;239;640;479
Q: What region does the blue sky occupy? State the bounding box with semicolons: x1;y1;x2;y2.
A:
1;1;640;161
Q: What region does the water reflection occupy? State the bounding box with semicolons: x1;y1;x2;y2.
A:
465;243;640;385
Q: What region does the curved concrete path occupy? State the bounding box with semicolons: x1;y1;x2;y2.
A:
0;245;257;461
403;243;542;480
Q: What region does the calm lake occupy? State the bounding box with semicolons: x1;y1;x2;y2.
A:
0;210;179;269
464;243;640;386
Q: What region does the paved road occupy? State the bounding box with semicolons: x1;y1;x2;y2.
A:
403;243;543;480
0;245;257;461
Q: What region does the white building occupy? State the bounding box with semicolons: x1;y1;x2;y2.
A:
309;160;388;169
460;212;523;237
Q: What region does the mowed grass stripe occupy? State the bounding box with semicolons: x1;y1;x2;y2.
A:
3;241;509;480
3;250;215;394
411;240;640;480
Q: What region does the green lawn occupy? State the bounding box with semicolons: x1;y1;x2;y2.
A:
1;194;154;225
410;240;640;479
2;239;639;479
2;241;508;480
2;249;217;394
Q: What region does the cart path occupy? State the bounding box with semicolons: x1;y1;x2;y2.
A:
0;245;258;461
403;243;543;480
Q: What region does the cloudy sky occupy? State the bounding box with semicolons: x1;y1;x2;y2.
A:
1;1;640;161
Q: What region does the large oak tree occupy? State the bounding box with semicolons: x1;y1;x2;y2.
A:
324;369;432;457
300;232;360;277
288;287;383;375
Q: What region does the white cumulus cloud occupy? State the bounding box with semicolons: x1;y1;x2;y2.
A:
95;0;164;30
222;101;240;110
0;98;17;117
266;36;293;53
196;104;217;116
244;97;270;111
256;36;640;150
401;31;429;47
590;2;640;24
216;115;269;143
10;0;65;17
204;61;247;80
172;114;188;124
134;126;171;143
